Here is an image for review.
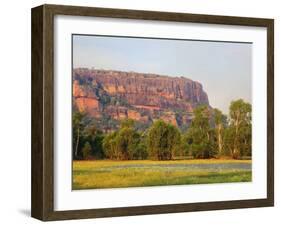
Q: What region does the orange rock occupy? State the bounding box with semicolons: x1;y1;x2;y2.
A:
73;68;210;130
75;97;100;115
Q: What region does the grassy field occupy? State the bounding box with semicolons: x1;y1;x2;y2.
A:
72;159;252;189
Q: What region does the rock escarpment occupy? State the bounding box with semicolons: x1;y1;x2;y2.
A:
73;68;210;131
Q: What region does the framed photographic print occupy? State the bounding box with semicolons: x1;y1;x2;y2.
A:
31;4;274;221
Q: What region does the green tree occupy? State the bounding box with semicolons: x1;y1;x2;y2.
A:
91;132;105;159
134;142;148;160
213;108;227;157
223;126;235;156
147;120;181;160
228;99;252;158
239;123;252;157
73;111;87;159
115;126;139;160
183;105;213;158
103;132;118;160
102;119;145;160
82;142;92;159
83;125;105;159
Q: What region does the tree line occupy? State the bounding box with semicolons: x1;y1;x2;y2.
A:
73;99;251;160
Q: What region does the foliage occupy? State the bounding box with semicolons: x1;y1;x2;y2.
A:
213;108;227;157
72;111;87;159
82;142;92;159
73;111;105;159
227;99;252;158
103;132;118;160
73;99;252;161
83;125;105;159
183;105;214;158
102;119;147;160
146;120;181;160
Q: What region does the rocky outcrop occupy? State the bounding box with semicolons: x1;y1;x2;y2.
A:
73;68;210;130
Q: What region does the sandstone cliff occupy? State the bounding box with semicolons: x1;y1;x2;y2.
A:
73;68;209;131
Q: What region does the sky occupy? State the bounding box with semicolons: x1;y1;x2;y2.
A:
73;35;252;114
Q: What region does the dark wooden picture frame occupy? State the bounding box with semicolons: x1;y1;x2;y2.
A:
31;4;274;221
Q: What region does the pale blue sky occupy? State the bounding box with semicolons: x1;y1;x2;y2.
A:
73;35;252;114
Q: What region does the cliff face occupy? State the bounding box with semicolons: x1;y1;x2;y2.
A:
73;68;209;131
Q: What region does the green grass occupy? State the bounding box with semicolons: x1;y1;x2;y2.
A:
72;159;252;189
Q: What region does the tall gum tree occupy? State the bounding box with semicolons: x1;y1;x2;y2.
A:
213;108;227;157
229;99;252;158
